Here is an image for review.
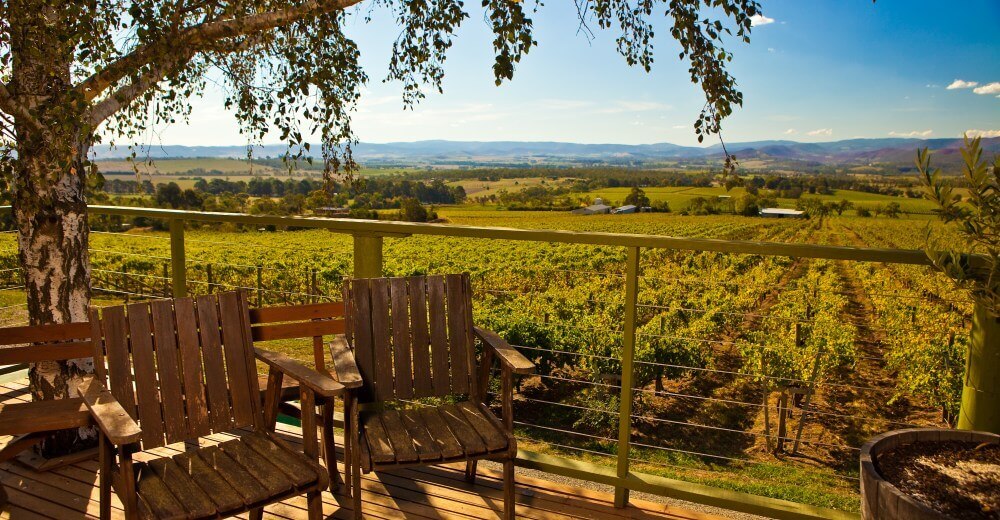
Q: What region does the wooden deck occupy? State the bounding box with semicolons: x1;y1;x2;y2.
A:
0;380;721;520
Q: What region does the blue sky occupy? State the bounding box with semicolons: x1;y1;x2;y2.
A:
137;0;1000;146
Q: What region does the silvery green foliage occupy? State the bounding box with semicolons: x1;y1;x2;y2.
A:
919;136;1000;314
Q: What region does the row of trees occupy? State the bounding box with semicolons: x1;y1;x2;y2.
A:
96;173;466;204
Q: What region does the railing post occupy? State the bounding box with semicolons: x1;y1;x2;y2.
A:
615;246;641;508
352;233;384;278
959;301;1000;433
169;219;186;297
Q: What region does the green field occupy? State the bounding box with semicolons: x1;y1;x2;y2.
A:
586;186;939;213
97;158;283;174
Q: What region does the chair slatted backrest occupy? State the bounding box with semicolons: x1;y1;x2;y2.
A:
343;274;476;402
248;301;346;372
89;291;261;450
0;322;93;367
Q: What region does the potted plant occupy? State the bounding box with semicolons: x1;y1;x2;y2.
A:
919;135;1000;433
857;137;1000;520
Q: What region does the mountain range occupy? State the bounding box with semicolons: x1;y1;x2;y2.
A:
92;137;1000;173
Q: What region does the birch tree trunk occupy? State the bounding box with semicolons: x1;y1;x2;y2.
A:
10;0;96;457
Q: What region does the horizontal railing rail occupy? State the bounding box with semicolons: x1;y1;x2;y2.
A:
2;204;970;520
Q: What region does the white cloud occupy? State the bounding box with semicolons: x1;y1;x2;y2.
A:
966;129;1000;138
542;99;595;111
973;82;1000;95
597;101;673;114
767;48;776;53
807;128;833;136
750;14;775;26
784;128;797;135
946;79;979;90
672;125;687;129
889;130;933;137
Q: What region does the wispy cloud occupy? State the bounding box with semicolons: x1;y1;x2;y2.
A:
541;99;595;111
966;129;1000;138
671;125;687;129
946;79;979;90
750;14;775;26
597;101;673;114
807;128;833;136
784;128;797;135
973;82;1000;95
889;130;932;137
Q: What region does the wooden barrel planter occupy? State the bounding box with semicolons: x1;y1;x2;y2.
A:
860;428;1000;519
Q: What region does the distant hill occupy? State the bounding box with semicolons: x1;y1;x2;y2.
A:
92;137;1000;173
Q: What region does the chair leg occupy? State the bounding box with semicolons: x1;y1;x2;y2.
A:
321;401;339;493
352;473;362;520
307;490;323;520
249;507;264;520
119;449;138;520
502;459;515;520
465;459;478;483
99;435;112;520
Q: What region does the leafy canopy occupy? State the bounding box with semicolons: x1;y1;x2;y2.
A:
1;0;761;177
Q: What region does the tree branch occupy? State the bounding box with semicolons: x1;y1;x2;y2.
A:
76;0;365;103
88;53;193;126
0;82;46;135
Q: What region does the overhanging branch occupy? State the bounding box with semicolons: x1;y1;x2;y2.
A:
76;0;365;103
88;53;194;126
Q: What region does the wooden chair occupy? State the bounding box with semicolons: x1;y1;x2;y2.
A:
247;300;362;491
0;322;95;467
83;291;345;520
0;321;98;509
336;273;535;520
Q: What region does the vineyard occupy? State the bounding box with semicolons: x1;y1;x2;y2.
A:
0;210;970;514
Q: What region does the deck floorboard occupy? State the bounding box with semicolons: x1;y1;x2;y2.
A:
0;380;720;520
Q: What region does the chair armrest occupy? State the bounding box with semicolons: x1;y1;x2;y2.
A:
473;326;535;375
78;377;141;446
328;335;363;389
255;347;345;398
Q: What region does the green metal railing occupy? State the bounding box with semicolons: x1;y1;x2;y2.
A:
4;204;985;520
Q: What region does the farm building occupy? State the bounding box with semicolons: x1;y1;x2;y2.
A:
760;207;806;218
572;197;613;215
314;206;350;216
613;205;637;214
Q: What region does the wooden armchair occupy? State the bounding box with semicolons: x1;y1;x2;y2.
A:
0;321;95;470
83;291;344;520
247;300;362;491
337;273;534;520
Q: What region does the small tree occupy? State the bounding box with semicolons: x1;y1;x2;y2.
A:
624;186;650;207
399;197;429;222
918;135;1000;433
919;136;1000;313
834;199;853;216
